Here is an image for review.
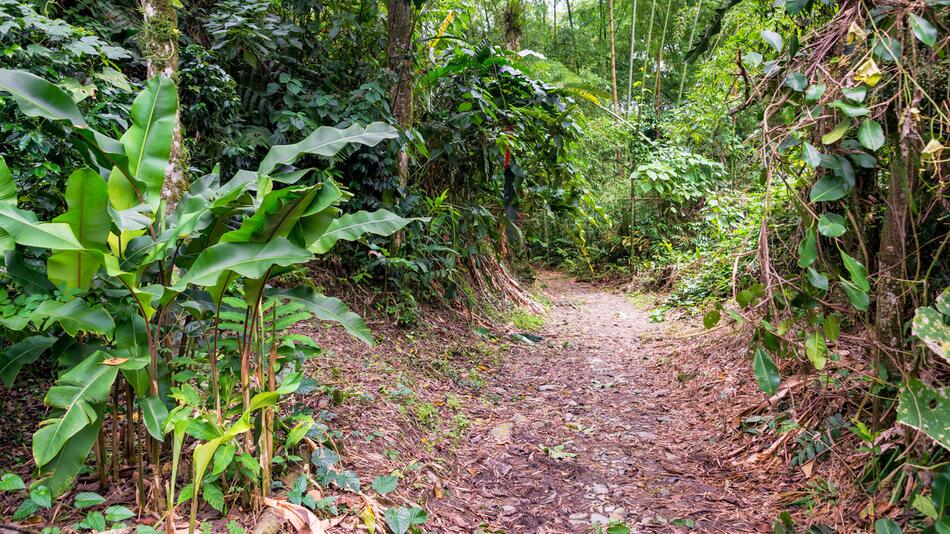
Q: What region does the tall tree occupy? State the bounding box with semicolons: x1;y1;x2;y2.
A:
141;0;186;209
503;0;525;51
387;0;414;188
565;0;578;67
625;0;638;116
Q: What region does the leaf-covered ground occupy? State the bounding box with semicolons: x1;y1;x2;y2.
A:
304;272;803;532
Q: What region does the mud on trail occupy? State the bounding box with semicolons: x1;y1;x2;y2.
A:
305;272;795;533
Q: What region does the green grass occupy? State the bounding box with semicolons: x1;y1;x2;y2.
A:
509;309;545;332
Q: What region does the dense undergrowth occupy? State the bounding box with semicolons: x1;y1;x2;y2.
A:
0;0;946;531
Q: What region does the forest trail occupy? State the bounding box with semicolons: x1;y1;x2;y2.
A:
431;272;779;532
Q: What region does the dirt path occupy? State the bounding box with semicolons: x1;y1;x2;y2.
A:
429;272;780;532
307;272;789;533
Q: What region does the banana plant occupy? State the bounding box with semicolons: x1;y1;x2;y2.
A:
0;68;420;526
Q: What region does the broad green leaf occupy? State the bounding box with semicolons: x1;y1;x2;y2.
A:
34;352;118;468
785;0;810;15
309;209;420;254
371;475;398;495
805;84;825;103
784;72;807;91
0;335;56;387
47;168;110;289
0;203;84;251
384;506;428;534
874;37;902;62
912;493;939;519
801;142;822;168
140;395;168;440
12;498;38;521
268;287;373;345
258;122;399;176
336;470;361;492
912;297;950;363
36;421;99;497
829;99;869;117
840;280;869;311
841;85;867;103
3;250;53;295
0;473;25;491
248;391;279;412
190;415;252;522
703;309;721;329
874;518;901;534
823;315;841;342
857;119;885;151
310;447;340;469
32;299;115;336
818;213;847;237
0;68;87;127
175;238;312;288
761;30;783;52
840;251;869;291
753;347;780;395
807;267;829;290
910;14;937;47
0;157;14;205
805;331;827;370
220;185;321;244
30;485;51;508
201;482;225;512
821;121;851;145
74;491;106;508
79;510;106;532
798;227;818;267
0;70;131;182
896;380;949;450
210;444;235;477
104;505;135;522
810;175;851;202
108;76;177;212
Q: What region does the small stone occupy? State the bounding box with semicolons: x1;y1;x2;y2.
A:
592;483;609;495
512;413;528;425
569;512;588;521
609;507;627;522
490;423;513;443
590;513;610;526
502;505;516;513
538;384;558;391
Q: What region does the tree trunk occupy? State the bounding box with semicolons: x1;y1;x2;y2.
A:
874;142;914;372
625;0;638;117
565;0;578;68
141;0;186;210
608;0;619;113
503;0;524;51
387;0;413;188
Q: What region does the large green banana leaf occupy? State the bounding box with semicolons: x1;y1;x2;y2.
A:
0;157;14;204
33;351;118;468
0;157;13;251
220;185;321;244
268;286;374;345
308;209;421;253
0;335;57;387
32;299;116;336
174;237;312;289
108;76;178;212
0;203;85;251
0;69;132;183
36;417;100;498
48;168;110;289
257;122;398;176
